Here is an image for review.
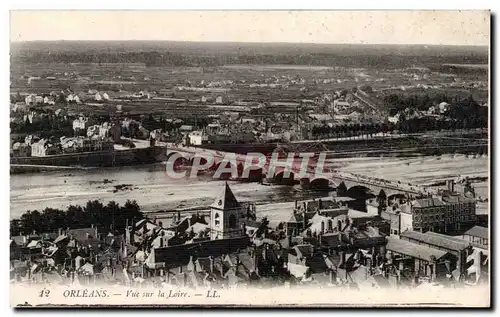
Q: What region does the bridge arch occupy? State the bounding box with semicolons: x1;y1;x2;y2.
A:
273;169;296;185
309;177;331;190
166;152;190;167
346;185;376;199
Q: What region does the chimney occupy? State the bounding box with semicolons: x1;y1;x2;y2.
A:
177;211;181;222
319;199;323;210
188;217;191;228
295;200;298;208
337;220;342;232
58;228;62;236
209;256;214;273
302;211;307;230
321;221;325;235
446;179;455;193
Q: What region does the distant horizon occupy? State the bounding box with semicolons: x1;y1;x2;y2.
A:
10;39;489;48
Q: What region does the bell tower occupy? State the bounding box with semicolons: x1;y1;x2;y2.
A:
210;182;243;240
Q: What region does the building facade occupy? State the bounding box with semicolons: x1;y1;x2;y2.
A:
209;183;245;240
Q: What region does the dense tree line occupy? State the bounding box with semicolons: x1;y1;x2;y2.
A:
384;92;452;115
427;64;488;76
11;51;488;69
10;200;143;236
10;114;75;140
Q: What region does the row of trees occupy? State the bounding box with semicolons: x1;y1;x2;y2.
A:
311;122;395;139
10;200;143;236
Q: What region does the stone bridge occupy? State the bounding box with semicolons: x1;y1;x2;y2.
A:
167;146;429;197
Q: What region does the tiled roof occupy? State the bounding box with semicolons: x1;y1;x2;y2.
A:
400;231;470;252
68;227;99;242
386;237;448;262
412;198;445;208
153;236;251;268
464;226;488;240
441;194;476;204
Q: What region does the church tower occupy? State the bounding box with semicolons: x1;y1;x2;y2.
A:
210;182;244;240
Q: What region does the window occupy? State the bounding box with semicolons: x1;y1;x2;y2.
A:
229;214;237;229
214;213;220;227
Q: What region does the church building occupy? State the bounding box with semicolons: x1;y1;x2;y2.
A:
210;182;245;240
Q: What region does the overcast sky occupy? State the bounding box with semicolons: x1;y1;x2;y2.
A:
10;11;490;45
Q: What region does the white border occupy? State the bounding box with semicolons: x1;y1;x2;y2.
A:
2;1;498;316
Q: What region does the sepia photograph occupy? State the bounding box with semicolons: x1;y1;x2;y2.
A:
8;10;491;308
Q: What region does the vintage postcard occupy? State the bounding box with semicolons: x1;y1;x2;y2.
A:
9;10;490;308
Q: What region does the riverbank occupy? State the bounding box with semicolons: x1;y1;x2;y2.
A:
10;154;488;219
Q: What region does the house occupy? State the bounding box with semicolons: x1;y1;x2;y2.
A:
73;117;89;135
288;244;314;267
31;139;60;157
387;185;476;235
179;125;194;133
43;96;55;105
461;226;488;249
386;236;453;282
188;131;208;146
400;230;472;280
25;95;43;105
388;114;400;124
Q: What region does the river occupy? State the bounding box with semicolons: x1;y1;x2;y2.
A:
10;154;488;220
